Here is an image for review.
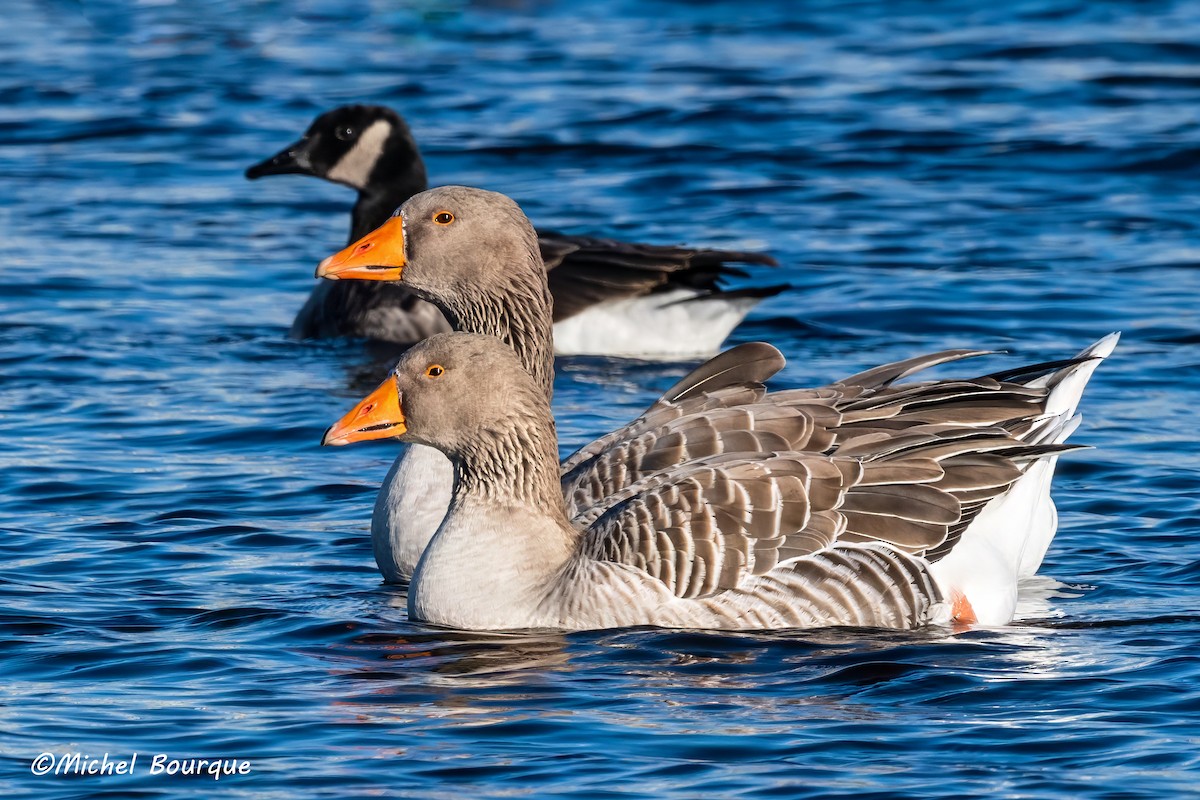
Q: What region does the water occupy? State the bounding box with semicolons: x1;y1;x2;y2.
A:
2;0;1199;796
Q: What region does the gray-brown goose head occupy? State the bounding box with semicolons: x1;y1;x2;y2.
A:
322;332;563;509
316;186;555;395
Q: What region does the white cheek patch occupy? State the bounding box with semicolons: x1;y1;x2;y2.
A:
327;119;391;189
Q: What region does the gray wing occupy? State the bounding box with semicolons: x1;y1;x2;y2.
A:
578;449;961;600
574;345;1097;603
562;403;837;519
579;454;848;599
560;345;1005;520
819;351;1096;559
560;343;792;515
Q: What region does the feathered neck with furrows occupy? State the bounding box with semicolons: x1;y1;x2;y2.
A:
450;400;566;519
437;245;556;400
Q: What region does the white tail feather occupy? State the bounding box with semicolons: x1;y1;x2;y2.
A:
930;334;1118;624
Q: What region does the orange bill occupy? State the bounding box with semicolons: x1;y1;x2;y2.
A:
315;215;406;281
322;377;406;446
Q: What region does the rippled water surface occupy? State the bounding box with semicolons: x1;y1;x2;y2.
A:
3;0;1199;797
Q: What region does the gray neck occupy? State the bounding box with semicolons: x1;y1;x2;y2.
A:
440;253;555;399
451;405;567;520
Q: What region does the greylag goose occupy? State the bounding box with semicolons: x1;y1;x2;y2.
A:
246;104;781;354
324;331;1114;631
317;186;1116;626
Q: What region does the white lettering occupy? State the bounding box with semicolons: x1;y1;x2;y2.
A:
55;752;81;775
55;752;249;781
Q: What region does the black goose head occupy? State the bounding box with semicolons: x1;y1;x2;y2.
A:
245;104;427;195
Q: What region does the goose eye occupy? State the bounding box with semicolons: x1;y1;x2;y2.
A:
424;364;445;378
433;211;455;225
336;126;357;141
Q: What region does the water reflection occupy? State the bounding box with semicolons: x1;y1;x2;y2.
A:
315;602;1174;741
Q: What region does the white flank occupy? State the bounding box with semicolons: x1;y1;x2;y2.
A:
931;458;1059;624
551;288;762;358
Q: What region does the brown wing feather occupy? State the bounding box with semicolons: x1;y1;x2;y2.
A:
559;343;784;476
582;455;843;599
576;339;1101;596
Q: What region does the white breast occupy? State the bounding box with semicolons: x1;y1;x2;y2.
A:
370;443;454;583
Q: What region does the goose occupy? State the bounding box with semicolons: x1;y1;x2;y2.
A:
246;104;781;355
316;186;1115;626
323;330;1114;631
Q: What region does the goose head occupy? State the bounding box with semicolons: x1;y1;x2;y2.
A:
321;332;550;458
315;185;555;396
315;185;540;286
245;104;425;193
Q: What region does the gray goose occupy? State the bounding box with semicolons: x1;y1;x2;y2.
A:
318;186;1116;628
246;104;781;354
325;331;1113;631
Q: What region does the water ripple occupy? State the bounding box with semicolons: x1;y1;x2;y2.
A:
1;0;1199;797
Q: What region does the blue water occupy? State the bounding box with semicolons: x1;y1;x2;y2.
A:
2;0;1199;796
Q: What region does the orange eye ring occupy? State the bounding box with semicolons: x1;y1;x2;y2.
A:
424;364;445;378
433;211;454;225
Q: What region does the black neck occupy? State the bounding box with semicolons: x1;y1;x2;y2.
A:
347;139;429;242
349;174;426;242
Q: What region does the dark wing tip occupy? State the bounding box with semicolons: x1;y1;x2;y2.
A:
668;284;790;305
